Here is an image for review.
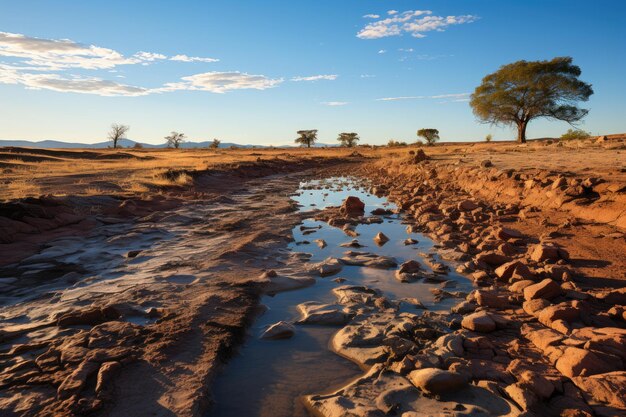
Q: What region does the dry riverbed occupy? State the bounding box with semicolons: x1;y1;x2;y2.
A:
1;139;625;417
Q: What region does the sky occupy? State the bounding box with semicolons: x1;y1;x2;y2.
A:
1;0;625;146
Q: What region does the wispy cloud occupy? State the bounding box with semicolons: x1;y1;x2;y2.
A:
377;93;470;101
322;101;348;106
363;14;380;19
170;54;219;63
159;72;283;94
357;10;478;39
378;49;387;54
291;74;338;82
0;31;285;97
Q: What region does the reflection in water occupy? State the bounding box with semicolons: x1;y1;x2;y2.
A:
207;178;471;417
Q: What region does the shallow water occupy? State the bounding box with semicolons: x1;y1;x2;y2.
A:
207;177;472;417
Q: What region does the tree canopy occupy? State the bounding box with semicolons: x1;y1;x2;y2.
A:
417;128;440;145
337;132;359;147
470;57;593;143
210;138;221;149
108;123;129;149
295;130;318;148
165;131;185;148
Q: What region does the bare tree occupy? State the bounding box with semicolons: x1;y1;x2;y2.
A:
108;124;129;149
165;131;186;149
210;138;221;149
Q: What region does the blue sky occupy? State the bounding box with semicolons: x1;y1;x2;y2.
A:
1;0;625;146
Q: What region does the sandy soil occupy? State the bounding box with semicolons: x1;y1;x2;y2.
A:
1;136;625;417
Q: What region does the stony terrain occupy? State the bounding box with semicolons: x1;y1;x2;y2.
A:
0;136;625;417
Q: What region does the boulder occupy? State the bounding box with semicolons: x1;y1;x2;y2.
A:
555;347;613;378
523;298;551;316
297;302;350;326
530;243;569;262
461;311;496;333
475;252;511;268
509;280;535;293
340;196;365;216
524;279;562;301
407;368;467;395
495;261;533;281
475;290;509;309
505;382;538;411
495;227;523;240
572;371;626;408
458;200;479;211
95;361;121;394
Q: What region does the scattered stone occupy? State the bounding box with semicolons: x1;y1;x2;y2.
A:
524;279;562;301
530;243;570;263
461;311;496;333
314;239;327;248
340;196;365;216
407;368;467;395
404;238;418;245
373;232;390;245
261;321;296;339
395;260;422;282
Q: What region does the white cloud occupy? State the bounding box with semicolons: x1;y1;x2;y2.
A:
133;51;167;62
160;71;283;94
322;101;348;106
357;11;478;39
360;74;376;78
0;65;149;96
377;93;469;101
170;54;220;63
291;74;338;82
363;14;380;19
387;10;399;15
399;48;414;52
378;49;387;54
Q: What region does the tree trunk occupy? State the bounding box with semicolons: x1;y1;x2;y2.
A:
517;121;528;143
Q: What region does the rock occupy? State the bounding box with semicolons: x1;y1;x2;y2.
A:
297;302;350;326
537;303;580;330
95;361;121;395
555;347;613;378
57;360;100;399
524;279;562;301
481;160;493;168
597;288;626;305
461;311;496;333
458;200;479;211
475;252;511;268
313;258;343;277
404;238;418;245
530;243;570;262
395;260;422;282
509;280;535;293
475;290;509;309
339;252;397;269
432;333;464;358
505;382;538;411
314;239;327;248
518;370;555;399
373;232;390;245
495;227;523;240
495;261;533;281
524;327;565;351
371;208;393;215
264;274;316;294
407;368;467;395
126;250;142;258
451;301;476;314
572;371;626;408
340;196;365;216
523;298;551;316
261;321;296;339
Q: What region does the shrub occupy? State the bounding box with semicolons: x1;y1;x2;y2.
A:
485;134;493;142
560;129;591;140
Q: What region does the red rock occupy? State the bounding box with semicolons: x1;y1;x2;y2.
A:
530;243;570;262
524;279;562;301
509;280;535;293
475;290;509;309
572;371;626;408
340;196;365;216
597;288;626;305
95;361;121;394
475;252;511;268
538;303;581;328
458;200;479;211
555;347;613;378
523;298;551;316
495;260;533;281
461;311;496;333
505;382;538;411
57;360;100;399
408;368;467;395
524;327;565;351
495;227;523;240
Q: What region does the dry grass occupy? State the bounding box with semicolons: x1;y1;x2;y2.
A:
1;137;624;201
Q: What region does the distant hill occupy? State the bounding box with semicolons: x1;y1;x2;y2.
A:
0;139;337;149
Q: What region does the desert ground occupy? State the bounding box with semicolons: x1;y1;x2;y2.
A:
1;136;625;417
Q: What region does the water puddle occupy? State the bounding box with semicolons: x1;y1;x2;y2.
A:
207;177;472;417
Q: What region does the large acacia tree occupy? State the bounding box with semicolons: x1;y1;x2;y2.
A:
417;128;440;146
337;132;360;147
165;131;185;148
295;130;318;148
470;57;593;143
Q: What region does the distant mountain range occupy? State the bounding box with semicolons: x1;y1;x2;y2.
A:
0;139;336;149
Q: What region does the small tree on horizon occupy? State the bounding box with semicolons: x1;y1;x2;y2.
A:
210;138;221;149
165;131;185;148
295;130;318;148
417;128;440;146
337;132;360;147
108;123;129;149
485;134;493;142
470;57;593;144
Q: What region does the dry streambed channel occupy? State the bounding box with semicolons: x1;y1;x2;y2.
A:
208;177;517;417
